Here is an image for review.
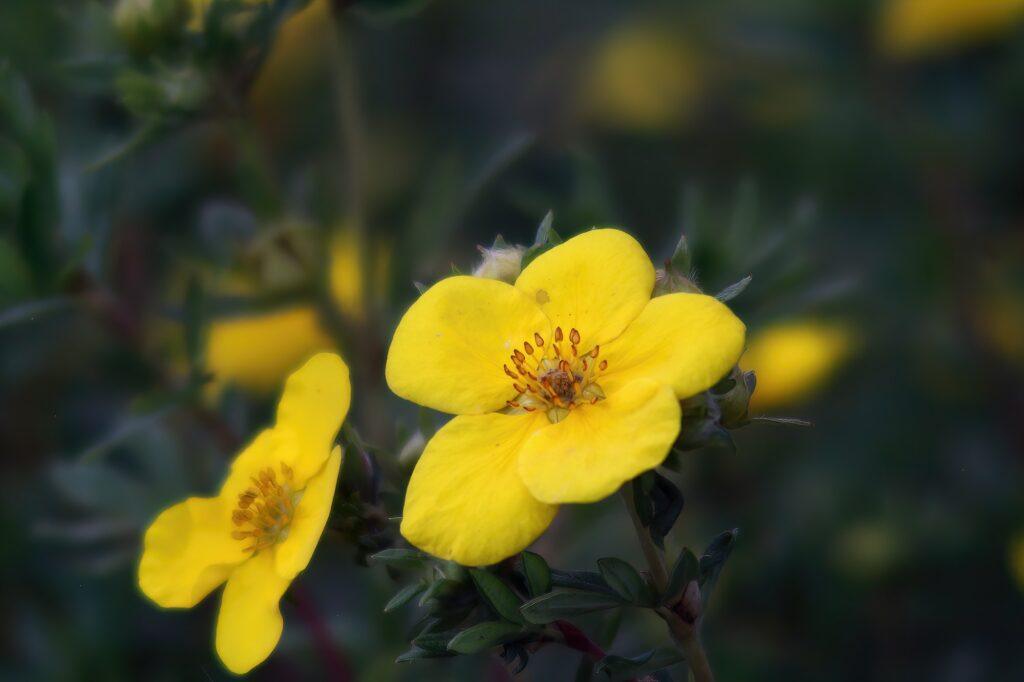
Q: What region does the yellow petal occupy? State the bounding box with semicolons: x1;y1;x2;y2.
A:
205;306;335;395
518;379;680;504
742;320;852;410
514;228;654;352
600;293;746;399
215;550;291;675
275;446;343;579
386;276;551;415
879;0;1024;58
401;412;556;566
220;428;298;501
138;496;247;608
275;352;351;483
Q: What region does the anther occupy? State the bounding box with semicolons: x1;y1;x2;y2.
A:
503;364;518;379
513;383;525;393
555;327;563;342
590;346;600;358
513;349;526;363
599;359;608;371
523;341;534;355
506;400;520;408
570;328;581;345
534;332;545;346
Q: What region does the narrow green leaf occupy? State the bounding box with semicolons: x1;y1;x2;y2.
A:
447;621;524;654
519;589;624;624
595;647;686;680
418;578;460;606
665;548;699;605
395;646;451;662
469;569;525;624
521;551;551;597
597;558;647;605
699;528;738;605
384;581;426;613
715;274;752;302
369;548;429;570
549;569;618;597
412;629;458;653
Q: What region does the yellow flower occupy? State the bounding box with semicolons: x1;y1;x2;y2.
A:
138;353;350;674
742;320;853;411
386;229;745;565
1009;534;1024;593
206;306;336;394
879;0;1024;58
579;23;702;133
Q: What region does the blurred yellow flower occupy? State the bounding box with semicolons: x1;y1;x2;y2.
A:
387;229;745;565
880;0;1024;58
743;320;853;411
206;306;335;394
1009;534;1024;592
580;23;702;133
139;353;350;674
329;229;365;319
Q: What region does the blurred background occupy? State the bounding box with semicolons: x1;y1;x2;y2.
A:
2;0;1023;679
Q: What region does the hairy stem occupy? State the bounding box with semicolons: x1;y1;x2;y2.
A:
619;485;669;592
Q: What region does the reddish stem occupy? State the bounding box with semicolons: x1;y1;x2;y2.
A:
553;620;606;661
290;585;354;682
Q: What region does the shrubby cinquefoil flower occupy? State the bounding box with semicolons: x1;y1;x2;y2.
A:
387;229;745;566
138;353;350;674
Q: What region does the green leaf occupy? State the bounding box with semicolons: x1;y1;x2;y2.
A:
632;472;684;549
369;548;429;570
469;569;525;624
519;589;624;624
384;581;426;613
670;232;691;274
665;548;699;605
412;629;457;653
699;529;738;605
395;646;451;662
549;569;618;597
595;647;686;680
447;621;524;654
715;274;752;302
597;558;648;605
521;210;562;268
418;578;461;606
521;551;551;597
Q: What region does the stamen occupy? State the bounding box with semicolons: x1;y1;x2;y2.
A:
231;463;297;553
502;326;608;422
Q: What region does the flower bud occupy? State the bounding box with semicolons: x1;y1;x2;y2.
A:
114;0;190;57
472;239;525;283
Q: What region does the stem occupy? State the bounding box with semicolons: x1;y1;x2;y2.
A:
619;485;669;592
551;620;606;661
290;584;354;682
657;606;715;682
679;633;715;682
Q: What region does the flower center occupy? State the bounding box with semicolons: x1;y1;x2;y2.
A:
231;463;298;553
503;326;609;423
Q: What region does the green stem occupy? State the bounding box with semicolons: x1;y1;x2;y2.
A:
619;485;668;593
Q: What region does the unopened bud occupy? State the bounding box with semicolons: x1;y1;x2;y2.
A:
473;241;525;283
114;0;190;57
